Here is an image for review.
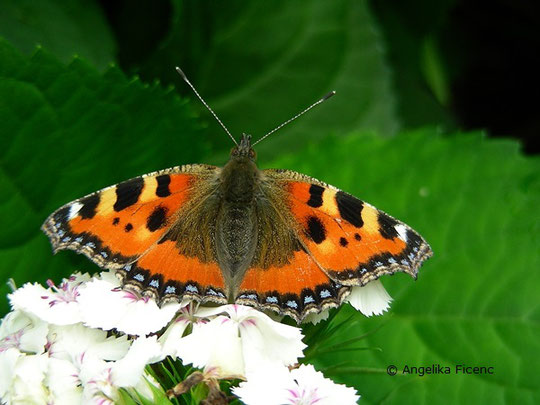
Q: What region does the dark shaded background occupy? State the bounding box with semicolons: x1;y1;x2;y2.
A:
98;0;539;155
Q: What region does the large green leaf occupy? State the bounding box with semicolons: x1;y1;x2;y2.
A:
131;0;399;157
267;130;539;404
0;38;207;314
0;0;116;70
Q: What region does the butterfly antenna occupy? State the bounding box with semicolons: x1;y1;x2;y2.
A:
252;90;336;146
175;67;237;146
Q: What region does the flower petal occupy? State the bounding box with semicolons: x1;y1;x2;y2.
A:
48;324;130;363
302;308;330;325
78;276;182;336
9;282;82;325
158;308;195;358
175;315;245;378
8;353;49;405
0;348;21;399
289;364;360;405
236;306;306;373
0;310;48;354
232;364;291;405
346;280;392;316
112;336;163;387
46;357;83;404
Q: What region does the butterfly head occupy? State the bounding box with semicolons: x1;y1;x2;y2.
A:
231;134;257;161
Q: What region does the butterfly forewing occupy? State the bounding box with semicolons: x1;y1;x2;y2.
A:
42;164;220;276
263;169;433;286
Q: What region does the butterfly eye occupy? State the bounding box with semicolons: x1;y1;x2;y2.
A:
249;149;256;159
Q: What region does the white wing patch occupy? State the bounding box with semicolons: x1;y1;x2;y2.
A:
68;202;83;220
394;224;408;242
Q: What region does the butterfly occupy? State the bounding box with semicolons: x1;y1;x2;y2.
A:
42;68;432;322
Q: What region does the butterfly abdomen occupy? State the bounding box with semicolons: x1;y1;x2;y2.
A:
215;157;260;293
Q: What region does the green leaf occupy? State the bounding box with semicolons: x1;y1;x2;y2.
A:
117;389;139;405
271;130;539;404
369;0;456;129
131;377;175;405
0;38;207;314
0;0;116;70
133;0;399;156
421;36;449;105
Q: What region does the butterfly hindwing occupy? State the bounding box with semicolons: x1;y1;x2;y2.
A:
122;239;228;305
236;249;351;321
264;169;433;286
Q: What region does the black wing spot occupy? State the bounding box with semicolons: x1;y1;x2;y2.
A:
112;217;120;225
147;206;168;232
378;212;399;240
354;233;362;241
307;184;324;208
336;191;364;227
306;216;326;244
125;223;133;232
339;237;348;247
78;194;100;219
54;206;70;223
114;177;144;212
156;175;171;197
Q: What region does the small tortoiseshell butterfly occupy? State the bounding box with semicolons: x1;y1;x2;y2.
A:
42;68;432;322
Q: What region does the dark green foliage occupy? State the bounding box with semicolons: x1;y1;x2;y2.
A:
0;38;207;314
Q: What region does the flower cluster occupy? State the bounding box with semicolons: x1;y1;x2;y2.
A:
0;270;393;404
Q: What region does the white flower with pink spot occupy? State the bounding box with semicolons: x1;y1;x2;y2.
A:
233;364;360;405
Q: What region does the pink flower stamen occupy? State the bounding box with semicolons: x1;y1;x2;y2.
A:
46;278;82;307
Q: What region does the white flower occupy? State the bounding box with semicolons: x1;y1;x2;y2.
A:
1;312;50;403
80;335;163;404
0;310;48;354
45;357;83;405
109;335;162;386
174;304;307;378
48;323;130;363
158;304;202;358
346;280;392;316
9;273;90;326
44;324;163;404
0;348;21;400
0;351;49;405
233;363;360;405
77;272;183;336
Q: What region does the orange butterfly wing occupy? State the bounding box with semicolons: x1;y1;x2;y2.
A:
42;164;227;303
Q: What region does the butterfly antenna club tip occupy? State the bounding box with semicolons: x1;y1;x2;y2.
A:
252;90;337;146
175;66;187;79
175;67;237;146
322;90;336;101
